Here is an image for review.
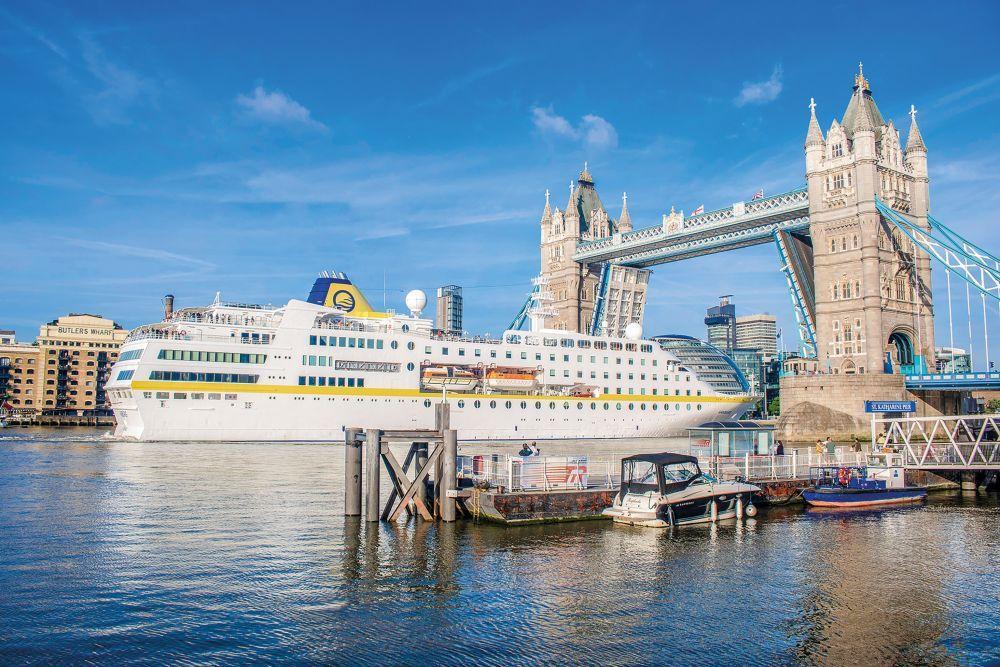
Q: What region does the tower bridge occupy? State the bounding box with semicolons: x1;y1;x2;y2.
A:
520;65;999;435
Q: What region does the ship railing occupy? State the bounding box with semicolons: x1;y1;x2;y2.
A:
701;449;866;481
168;312;278;328
457;454;622;492
123;329;273;345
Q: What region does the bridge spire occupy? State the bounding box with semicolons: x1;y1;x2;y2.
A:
618;191;632;232
541;188;552;222
805;97;824;146
906;104;926;152
565;180;578;220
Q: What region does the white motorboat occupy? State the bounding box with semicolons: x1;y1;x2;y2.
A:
603;453;760;527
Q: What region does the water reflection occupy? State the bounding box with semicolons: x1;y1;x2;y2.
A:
0;430;995;665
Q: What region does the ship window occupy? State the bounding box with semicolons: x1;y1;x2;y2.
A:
616;403;622;410
319;336;327;346
406;363;414;371
378;340;385;349
173;393;187;399
506;352;512;359
338;378;345;387
535;401;541;409
358;378;364;387
474;349;482;357
549;402;556;409
603;403;609;410
577;402;583;410
348;339;356;348
628;403;634;410
652;404;658;411
299;376;306;385
365;339;373;349
347;378;355;387
521;401;527;409
208;394;221;400
192;393;204;400
156;392;169;399
318;377;326;386
505;401;511;409
116;370;134;381
308;377;316;386
424;399;431;408
339;337;346;347
458;348;465;356
686;404;692;410
441;347;448;355
521;352;527;360
309;335;317;345
425;346;432;354
489;400;496;409
561;339;574;348
474;400;481;408
225;394;237;400
390;341;398;350
142;391;152;398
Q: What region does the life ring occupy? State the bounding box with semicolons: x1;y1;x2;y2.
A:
837;467;851;486
179;329;187;336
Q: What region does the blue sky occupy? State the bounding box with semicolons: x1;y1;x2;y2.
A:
2;1;999;358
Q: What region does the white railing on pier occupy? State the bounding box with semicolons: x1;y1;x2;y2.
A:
875;414;1000;469
457;454;621;492
458;448;869;492
701;449;865;481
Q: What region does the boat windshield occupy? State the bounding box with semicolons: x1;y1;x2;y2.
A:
662;461;700;483
621;460;659;494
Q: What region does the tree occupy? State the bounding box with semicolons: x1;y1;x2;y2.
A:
768;395;780;416
987;398;1000;414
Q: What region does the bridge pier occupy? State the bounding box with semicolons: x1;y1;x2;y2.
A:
961;472;977;492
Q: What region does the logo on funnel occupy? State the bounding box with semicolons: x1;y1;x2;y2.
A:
332;289;356;313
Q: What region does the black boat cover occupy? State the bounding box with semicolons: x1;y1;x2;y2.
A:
621;452;698;465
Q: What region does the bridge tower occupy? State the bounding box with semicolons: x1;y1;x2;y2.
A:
805;64;935;376
539;165;649;334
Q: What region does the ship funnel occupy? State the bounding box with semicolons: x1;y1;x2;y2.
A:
164;294;175;320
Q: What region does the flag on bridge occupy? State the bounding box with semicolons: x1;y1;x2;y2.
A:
751;188;764;200
692;204;704;215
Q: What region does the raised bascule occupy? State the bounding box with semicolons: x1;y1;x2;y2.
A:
518;65;1000;436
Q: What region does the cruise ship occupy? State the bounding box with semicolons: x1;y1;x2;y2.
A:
106;274;755;441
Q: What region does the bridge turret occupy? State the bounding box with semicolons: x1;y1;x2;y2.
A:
805;97;826;173
540;188;552;240
618;192;632;233
905;105;928;179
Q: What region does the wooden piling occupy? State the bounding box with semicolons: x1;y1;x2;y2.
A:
365;428;382;522
344;428;362;517
414;442;428;508
441;429;458;522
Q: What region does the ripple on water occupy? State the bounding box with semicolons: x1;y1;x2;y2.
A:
0;431;997;665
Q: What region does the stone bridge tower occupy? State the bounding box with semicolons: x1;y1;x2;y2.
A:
538;165;649;335
805;65;935;376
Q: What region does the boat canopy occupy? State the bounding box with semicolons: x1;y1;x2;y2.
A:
622;452;698;465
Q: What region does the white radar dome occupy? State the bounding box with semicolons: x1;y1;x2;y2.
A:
624;322;643;340
405;289;427;316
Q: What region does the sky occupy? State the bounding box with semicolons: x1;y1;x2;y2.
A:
2;1;999;359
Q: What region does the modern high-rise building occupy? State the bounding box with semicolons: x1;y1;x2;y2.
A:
735;314;778;357
435;285;463;334
705;296;737;354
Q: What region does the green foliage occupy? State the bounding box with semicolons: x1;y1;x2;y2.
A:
767;395;780;416
986;398;1000;413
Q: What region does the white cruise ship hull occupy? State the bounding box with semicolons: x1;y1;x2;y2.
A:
106;284;754;443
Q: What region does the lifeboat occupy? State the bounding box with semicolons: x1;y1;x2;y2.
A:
484;367;538;391
421;365;479;392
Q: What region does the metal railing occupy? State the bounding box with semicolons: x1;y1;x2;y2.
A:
457;454;621;492
875;414;1000;469
701;449;865;481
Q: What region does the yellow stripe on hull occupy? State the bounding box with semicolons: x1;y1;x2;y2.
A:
129;380;749;404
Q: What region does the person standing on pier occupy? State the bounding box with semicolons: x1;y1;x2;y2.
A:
774;440;784;456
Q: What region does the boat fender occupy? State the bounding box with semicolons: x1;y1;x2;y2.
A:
837;467;851;486
666;504;675;527
745;501;758;518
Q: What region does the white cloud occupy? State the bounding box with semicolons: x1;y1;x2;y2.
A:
79;35;158;126
531;106;618;150
236;85;328;132
734;65;783;107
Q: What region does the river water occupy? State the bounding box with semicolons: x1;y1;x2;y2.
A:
0;429;997;665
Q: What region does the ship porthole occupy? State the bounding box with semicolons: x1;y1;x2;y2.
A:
457;400;465;408
407;341;415;350
407;362;414;371
489;400;496;409
474;400;481;408
423;399;431;407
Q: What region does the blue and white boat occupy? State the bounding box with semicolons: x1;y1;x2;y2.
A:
803;466;926;508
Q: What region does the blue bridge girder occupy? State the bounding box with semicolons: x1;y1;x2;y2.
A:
904;371;1000;391
573;187;810;267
